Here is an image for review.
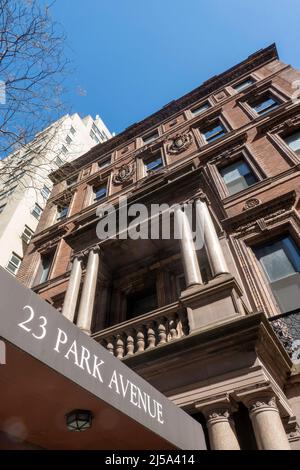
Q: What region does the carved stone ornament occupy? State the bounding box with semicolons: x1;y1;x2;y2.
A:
113;163;135;185
243;198;260;211
167;131;193;154
248;395;277;413
208;409;230;420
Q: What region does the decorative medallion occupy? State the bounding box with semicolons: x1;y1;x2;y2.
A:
243;198;260;211
167;131;193;154
113;163;135;185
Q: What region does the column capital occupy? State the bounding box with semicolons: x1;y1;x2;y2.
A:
195;394;238;423
70;251;85;263
193;190;208;203
234;387;279;414
83;245;101;257
245;393;278;415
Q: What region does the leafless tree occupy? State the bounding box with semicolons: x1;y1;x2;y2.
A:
0;0;80;195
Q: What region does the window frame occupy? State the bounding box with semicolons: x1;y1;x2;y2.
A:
219;158;259;196
6;252;22;275
198;117;229;146
252;233;300;315
143;151;164;175
93;183;108;202
65;135;72;145
31;203;43;220
237;83;289;121
142;129;160;145
207;146;266;200
56;204;69;221
21;225;34;244
98;156;112;169
41;185;51;199
232;76;256;93
190;100;212;117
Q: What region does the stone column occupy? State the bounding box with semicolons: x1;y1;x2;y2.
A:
174;206;202;287
61;254;83;322
245;394;290;450
198;400;240;450
76;247;100;334
195;199;229;277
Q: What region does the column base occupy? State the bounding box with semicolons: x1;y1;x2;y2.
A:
180;274;245;332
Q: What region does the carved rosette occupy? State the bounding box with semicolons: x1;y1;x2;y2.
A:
243;198;260;211
113;163;135;185
167;131;193;154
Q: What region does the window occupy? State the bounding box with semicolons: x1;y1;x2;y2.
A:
284;130;300;156
56;156;64;167
98;156;111;169
6;253;22;275
233;78;255;92
142;130;159;145
220;159;258;195
39;253;53;284
90;130;100;143
41;185;51;199
0;203;6;214
66;175;78;187
66;135;72;145
21;225;34;244
70;126;76;135
32;203;43;220
144;154;163;173
254;235;300;313
94;185;107;201
251;95;279;116
61;146;68;155
92;123;100;135
0;186;16;201
191;102;211;116
202;121;227;143
56;205;69;221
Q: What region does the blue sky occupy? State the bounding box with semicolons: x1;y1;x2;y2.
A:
51;0;300;135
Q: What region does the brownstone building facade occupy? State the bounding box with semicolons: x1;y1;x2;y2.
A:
18;44;300;449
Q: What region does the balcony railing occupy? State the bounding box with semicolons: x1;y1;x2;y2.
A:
92;302;189;359
269;310;300;363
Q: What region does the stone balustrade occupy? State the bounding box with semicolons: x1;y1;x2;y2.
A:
92;302;188;359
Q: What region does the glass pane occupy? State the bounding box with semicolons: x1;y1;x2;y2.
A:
220;160;250;181
285;131;300;152
192;103;210;115
234;78;254;92
146;157;163;171
143;131;159;144
253;97;278;115
40;256;51;283
204;124;225;142
256;239;296;282
226;177;249;195
271;273;300;313
95;187;107;199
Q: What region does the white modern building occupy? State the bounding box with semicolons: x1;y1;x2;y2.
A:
0;113;111;275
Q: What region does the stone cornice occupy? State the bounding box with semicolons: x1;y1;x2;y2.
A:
49;44;278;183
222;190;297;232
